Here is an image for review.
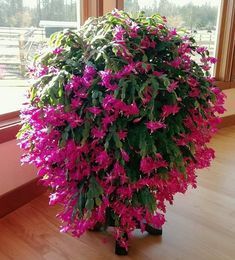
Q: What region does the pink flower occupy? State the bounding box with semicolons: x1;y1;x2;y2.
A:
115;63;136;79
91;127;105;139
140;36;155;49
99;70;112;85
118;130;127;140
84;65;96;77
170;57;181;68
167;81;179;92
142;86;153;105
153;71;164;77
37;65;48;77
145;121;166;133
111;9;121;18
178;43;191;55
64;113;83;128
52;47;63;55
121;149;130;162
96;150;111;169
133;118;142;123
206;76;216;83
187;77;199;87
162;104;180;117
108;83;119;91
140;157;156;174
99;70;118;91
147;213;165;229
202;64;211;71
65;76;82;91
129;22;139;38
114;25;126;43
49;192;61;205
196;47;207;53
207;57;217;64
102;115;117;129
87;106;102;115
102;95;116;111
71;98;82;109
123;102;139;116
112;162;127;183
189;88;200;97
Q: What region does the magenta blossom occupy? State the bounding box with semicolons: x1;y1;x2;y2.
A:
96;150;111;169
162;105;180;117
167;81;179;92
52;47;64;55
140;157;157;174
121;149;130;162
91;127;106;139
87;106;102;115
118;130;128;140
145;121;166;133
123;102;139;116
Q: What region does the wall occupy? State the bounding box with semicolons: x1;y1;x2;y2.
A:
103;0;116;14
0;139;36;196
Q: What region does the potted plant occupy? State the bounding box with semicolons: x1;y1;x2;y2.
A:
18;10;225;255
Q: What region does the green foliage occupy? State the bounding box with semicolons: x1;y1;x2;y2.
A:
135;187;156;213
85;176;104;211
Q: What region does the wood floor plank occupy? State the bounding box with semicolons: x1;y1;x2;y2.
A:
0;126;235;259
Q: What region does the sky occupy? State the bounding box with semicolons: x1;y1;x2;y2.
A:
138;0;221;8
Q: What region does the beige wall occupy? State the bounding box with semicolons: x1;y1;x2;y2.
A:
0;139;36;196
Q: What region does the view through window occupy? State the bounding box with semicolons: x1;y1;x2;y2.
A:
124;0;221;73
0;0;78;115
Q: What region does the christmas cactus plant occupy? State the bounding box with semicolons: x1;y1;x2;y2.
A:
18;10;225;255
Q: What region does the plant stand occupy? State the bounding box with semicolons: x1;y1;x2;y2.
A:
90;221;162;255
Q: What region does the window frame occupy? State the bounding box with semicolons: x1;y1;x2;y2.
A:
0;111;21;144
214;0;235;90
1;0;234;143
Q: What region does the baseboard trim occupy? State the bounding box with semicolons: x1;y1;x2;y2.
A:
0;178;46;218
219;115;235;128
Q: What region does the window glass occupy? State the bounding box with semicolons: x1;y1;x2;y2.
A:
124;0;221;74
0;0;78;115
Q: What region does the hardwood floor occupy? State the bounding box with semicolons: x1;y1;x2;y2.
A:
0;126;235;260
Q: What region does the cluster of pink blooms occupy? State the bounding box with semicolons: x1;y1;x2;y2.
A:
18;10;225;249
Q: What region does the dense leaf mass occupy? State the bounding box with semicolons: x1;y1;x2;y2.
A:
18;10;225;248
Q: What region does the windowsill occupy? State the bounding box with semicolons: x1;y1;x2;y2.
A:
0;80;28;115
0;116;21;144
0;79;27;143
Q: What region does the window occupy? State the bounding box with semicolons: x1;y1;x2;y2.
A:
0;0;79;115
124;0;221;75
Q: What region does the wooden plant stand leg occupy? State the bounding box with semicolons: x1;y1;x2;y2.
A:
115;233;128;256
88;222;103;231
145;224;163;236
